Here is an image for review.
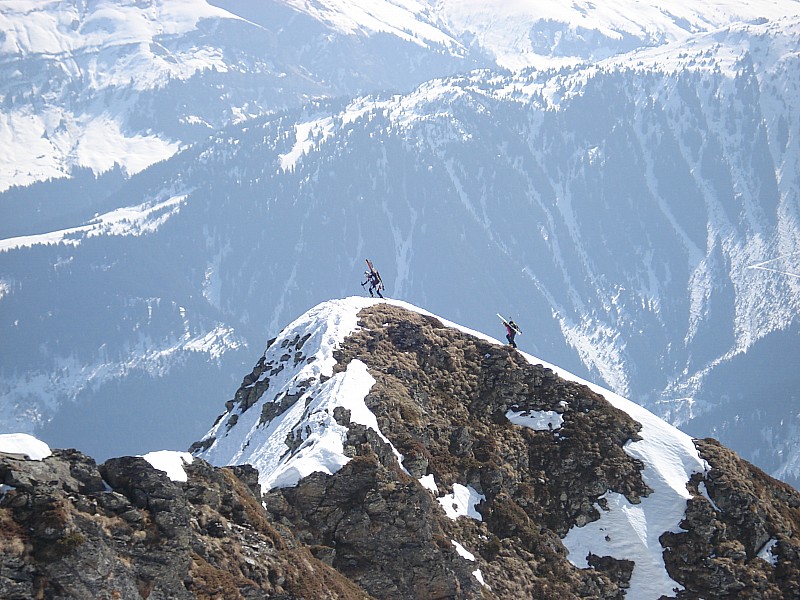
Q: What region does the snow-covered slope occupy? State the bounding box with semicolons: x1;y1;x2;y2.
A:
0;0;482;193
280;0;800;69
0;0;240;57
277;0;462;52
2;0;799;486
195;296;711;599
0;0;243;190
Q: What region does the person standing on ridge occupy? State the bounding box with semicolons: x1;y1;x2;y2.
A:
505;318;520;348
362;259;384;298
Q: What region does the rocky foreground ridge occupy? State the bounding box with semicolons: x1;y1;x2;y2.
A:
2;300;800;599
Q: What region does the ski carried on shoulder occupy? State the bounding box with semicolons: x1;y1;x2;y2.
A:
497;314;522;335
366;259;385;298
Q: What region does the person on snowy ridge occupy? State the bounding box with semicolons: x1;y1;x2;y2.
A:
361;260;384;298
505;319;519;348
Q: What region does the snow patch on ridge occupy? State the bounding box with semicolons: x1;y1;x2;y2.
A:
506;409;564;431
438;483;485;521
0;433;51;461
517;348;710;599
758;538;779;566
141;450;194;482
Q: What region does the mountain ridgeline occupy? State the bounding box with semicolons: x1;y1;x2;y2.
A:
1;3;799;493
4;18;800;485
2;300;799;599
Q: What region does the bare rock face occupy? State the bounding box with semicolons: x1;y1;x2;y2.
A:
3;303;800;599
0;449;369;600
300;304;652;598
661;438;800;598
257;304;800;599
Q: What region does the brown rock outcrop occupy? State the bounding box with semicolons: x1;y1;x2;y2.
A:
0;449;370;600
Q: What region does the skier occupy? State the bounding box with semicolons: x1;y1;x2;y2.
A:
504;318;520;348
362;260;384;298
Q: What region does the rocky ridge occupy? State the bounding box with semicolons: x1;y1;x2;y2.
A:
0;448;368;599
1;301;799;599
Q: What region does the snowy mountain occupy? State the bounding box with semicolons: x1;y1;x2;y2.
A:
2;0;800;490
277;0;800;70
192;296;716;598
0;0;485;196
7;298;800;598
4;0;797;194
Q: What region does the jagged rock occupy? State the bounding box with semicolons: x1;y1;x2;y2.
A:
0;450;371;600
661;438;800;598
262;303;800;599
264;454;479;599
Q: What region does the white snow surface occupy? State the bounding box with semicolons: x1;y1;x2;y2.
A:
196;297;710;599
141;450;194;482
0;433;52;460
451;539;475;560
437;483;485;521
0;0;244;191
758;538;779;566
506;409;564;431
0;0;241;58
280;0;800;69
419;473;438;493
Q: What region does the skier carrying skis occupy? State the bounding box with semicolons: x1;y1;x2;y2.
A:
504;318;519;348
362;259;384;298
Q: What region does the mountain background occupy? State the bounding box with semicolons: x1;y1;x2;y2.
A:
1;0;800;487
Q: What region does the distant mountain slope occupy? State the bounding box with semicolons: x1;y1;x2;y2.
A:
285;0;800;69
1;3;799;489
0;0;485;193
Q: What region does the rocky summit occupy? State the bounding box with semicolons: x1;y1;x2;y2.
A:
2;299;800;599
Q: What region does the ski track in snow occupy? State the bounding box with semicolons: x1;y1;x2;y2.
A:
193;297;710;599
